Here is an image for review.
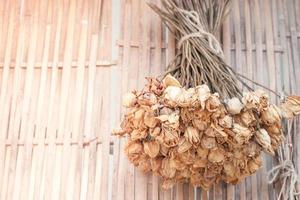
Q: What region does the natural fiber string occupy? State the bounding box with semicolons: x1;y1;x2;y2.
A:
177;30;224;58
268;160;300;200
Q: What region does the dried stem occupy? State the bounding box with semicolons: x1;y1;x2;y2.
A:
149;0;248;99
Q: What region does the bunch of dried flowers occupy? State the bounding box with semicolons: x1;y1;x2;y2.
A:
114;75;300;190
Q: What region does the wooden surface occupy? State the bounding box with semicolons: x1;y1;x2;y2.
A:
0;0;299;199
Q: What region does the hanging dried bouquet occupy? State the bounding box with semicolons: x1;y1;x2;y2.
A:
114;0;300;190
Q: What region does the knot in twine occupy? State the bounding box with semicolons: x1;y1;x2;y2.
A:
176;9;224;58
177;30;224;58
267;160;300;200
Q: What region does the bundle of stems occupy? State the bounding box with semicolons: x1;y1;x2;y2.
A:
149;0;250;99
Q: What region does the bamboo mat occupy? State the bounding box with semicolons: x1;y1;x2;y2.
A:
0;0;299;199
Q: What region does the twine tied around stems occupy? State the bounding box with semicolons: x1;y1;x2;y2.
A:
268;159;300;200
177;30;224;58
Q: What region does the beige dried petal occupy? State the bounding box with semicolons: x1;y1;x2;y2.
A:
176;89;198;107
144;112;158;128
162;74;182;88
232;123;252;145
169;156;186;171
240;110;256;127
223;162;236;177
247;156;262;173
134;109;145;120
218;115;233;128
159;107;174;115
150;127;161;137
212;125;228;143
184;126;201;145
208;149;225;163
156;114;169;122
196;146;209;159
178;149;196;165
130;129;147;140
160;158;176;178
261;105;281;125
164;86;182;102
255;128;274;154
125;140;143;164
201;136;216;149
242;91;260;110
144;141;160;158
192;118;208;131
196;85;211;108
138;92;157;106
204;126;215;137
279;96;300;118
162;179;176;190
193;158;207;168
178;138;192;153
159;145;169;156
150;158;162;174
122;92;137;107
125;140;143;155
265;123;282;135
225;97;243;114
162;130;180;147
206;93;221;112
243;142;260;157
242;90;269;111
137;156;151;172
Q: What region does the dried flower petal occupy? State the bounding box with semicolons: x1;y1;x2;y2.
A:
208;148;225;163
255;129;274;154
163;74;182;88
122;92;137;107
279;96;300;118
219;115;233;128
225;97;243;114
160;158;176;178
178;138;192;153
201;136;216;149
261;105;281;125
185;126;201;145
144;141;160;158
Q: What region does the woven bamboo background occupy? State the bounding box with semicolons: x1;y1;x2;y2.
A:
0;0;299;199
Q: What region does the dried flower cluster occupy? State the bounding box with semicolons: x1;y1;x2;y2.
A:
115;75;300;190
